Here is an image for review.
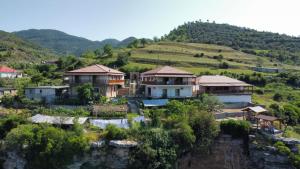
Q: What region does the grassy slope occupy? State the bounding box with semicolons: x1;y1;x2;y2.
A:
122;42;299;75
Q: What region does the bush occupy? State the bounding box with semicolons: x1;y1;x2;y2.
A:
220;120;251;138
255;89;265;95
194;53;204;57
105;124;127;140
273;93;283;102
5;124;89;168
219;62;229;69
274;141;291;155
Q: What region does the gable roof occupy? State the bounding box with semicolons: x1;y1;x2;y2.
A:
242;106;267;113
141;66;195;77
197;75;251;86
65;64;124;75
0;66;17;73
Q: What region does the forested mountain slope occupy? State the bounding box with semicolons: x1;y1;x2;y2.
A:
14;29;136;56
0;30;56;66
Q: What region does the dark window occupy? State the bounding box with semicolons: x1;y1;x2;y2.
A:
175;89;180;96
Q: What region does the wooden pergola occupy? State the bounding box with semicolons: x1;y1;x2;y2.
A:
255;114;282;130
242;106;268;121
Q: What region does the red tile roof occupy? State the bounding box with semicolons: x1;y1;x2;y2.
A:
141;66;195;77
66;64;124;75
0;66;17;73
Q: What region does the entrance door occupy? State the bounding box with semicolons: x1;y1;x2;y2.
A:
162;89;168;98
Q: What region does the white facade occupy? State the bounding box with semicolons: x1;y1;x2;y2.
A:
0;72;21;78
215;94;252;103
145;85;196;98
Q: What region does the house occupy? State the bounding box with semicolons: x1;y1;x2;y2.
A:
140;66;197;98
0;88;17;98
197;75;253;104
25;86;69;103
0;66;22;78
64;64;125;98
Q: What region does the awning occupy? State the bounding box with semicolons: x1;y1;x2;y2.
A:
142;99;169;107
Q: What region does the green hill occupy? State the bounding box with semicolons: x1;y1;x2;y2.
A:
0;30;57;65
164;21;300;65
14;29;136;56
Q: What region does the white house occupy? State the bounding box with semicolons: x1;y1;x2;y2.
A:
140;66;198;98
197;75;253;104
0;66;22;78
25;86;69;103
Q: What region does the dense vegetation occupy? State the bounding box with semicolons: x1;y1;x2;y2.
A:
14;29;137;56
165;21;300;65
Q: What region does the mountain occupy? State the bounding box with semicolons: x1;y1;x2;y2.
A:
165;21;300;65
14;29;136;56
0;30;56;65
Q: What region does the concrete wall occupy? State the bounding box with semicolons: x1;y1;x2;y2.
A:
25;88;57;103
145;85;194;98
216;94;251;103
0;72;20;78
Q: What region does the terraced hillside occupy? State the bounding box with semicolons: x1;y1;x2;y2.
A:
122;42;299;74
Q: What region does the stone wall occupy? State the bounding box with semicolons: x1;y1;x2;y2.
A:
178;135;250;169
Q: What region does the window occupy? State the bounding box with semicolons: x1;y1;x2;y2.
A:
175;89;180;97
94;88;99;93
162;89;168;98
40;90;43;93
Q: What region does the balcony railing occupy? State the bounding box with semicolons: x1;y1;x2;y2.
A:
142;81;195;85
108;79;125;85
200;90;253;95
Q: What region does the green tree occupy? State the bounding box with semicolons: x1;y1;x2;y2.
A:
115;52;129;67
103;44;113;57
77;83;94;105
141;38;147;47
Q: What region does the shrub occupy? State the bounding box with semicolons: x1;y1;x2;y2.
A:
105;124;127;140
220;120;251;138
255;89;264;95
194;53;204;58
5;124;89;168
274;141;291;155
273;93;283;102
219;62;229;69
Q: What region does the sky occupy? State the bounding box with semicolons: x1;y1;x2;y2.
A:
1;0;300;41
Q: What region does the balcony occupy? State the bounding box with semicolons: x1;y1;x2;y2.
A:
108;79;125;85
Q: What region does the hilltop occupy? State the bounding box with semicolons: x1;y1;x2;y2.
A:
0;30;57;66
164;21;300;65
14;29;137;56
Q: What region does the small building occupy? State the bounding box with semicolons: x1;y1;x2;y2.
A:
0;66;22;78
25;86;69;103
242;106;267;121
197;75;253;104
0;88;17;98
64;64;125;98
140;66;197;98
30;114;88;126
